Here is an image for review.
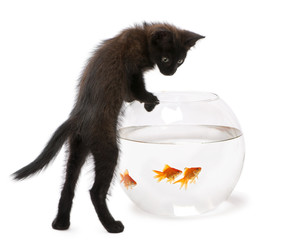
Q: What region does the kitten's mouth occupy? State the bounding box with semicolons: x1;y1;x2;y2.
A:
163;73;174;76
161;70;176;76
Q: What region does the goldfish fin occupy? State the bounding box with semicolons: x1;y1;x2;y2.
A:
163;164;171;171
167;179;176;184
183;180;188;190
166;178;172;183
124;169;129;175
190;177;197;184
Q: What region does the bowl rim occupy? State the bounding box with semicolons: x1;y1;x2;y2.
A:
154;91;219;103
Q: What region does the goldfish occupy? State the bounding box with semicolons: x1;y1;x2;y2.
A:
174;167;202;190
120;169;137;189
153;164;182;183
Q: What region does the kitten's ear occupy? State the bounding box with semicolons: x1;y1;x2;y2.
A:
183;31;205;49
151;28;173;45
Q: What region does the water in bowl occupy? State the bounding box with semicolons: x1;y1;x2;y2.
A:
118;125;245;217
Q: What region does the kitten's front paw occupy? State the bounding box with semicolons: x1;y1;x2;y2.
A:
145;92;159;104
105;220;124;233
144;103;157;112
144;93;159;112
52;217;70;230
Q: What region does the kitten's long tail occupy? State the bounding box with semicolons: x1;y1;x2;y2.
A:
12;119;73;180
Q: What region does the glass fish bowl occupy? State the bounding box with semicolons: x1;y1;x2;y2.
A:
118;91;245;217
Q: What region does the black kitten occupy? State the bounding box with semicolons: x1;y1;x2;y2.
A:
12;22;204;233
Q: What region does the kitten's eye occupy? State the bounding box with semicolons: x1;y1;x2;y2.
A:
161;57;169;63
177;59;184;64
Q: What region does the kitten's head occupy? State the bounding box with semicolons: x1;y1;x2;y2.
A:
148;25;204;76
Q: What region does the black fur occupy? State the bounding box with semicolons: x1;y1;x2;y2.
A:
12;22;204;233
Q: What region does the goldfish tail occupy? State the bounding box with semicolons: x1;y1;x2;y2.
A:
153;170;165;182
153;170;163;176
174;178;188;190
174;178;183;184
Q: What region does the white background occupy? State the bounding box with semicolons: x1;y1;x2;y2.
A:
1;0;284;239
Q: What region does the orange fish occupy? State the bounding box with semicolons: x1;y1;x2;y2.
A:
174;167;202;190
153;164;182;183
120;170;137;189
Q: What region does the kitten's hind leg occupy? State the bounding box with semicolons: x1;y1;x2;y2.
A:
89;141;124;233
52;134;89;230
